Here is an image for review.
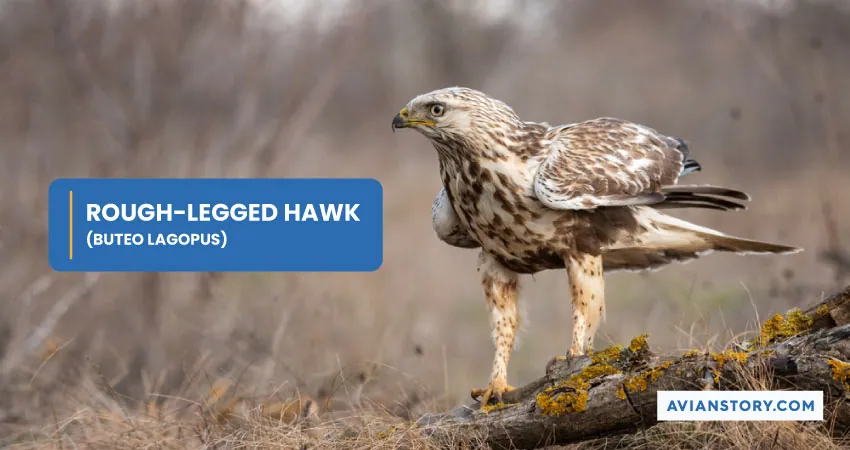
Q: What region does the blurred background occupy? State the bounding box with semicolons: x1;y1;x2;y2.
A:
0;0;848;441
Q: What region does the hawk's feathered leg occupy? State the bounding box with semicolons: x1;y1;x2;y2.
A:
566;253;605;356
472;251;519;406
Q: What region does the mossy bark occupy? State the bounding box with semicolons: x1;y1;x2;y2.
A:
417;285;850;450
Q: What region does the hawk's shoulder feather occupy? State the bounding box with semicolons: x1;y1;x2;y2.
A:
532;118;689;210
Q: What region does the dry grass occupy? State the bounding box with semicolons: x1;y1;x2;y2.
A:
4;325;849;449
1;0;849;448
578;421;841;450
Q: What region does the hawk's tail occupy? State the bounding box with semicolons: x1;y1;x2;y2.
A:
643;210;802;255
652;185;751;212
697;232;802;255
674;138;702;176
681;159;702;176
602;208;801;272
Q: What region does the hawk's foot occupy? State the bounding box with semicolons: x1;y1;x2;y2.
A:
471;381;515;407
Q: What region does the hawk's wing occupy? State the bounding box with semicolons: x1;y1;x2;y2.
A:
432;188;480;248
533;118;704;211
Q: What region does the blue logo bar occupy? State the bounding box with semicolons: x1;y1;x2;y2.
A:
48;178;383;272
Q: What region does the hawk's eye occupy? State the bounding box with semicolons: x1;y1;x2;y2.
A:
429;104;445;117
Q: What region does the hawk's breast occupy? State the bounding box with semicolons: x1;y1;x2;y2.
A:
440;156;573;273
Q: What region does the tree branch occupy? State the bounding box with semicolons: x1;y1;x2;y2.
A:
417;285;850;450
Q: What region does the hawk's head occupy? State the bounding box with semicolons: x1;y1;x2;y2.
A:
391;87;523;145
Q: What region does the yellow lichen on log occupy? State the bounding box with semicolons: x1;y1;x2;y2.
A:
538;335;658;415
537;351;625;416
537;376;590;416
711;349;749;370
623;361;675;394
590;345;625;365
580;363;620;379
705;349;750;385
683;349;702;358
615;387;627;400
828;359;850;388
629;334;648;353
480;402;519;414
752;309;813;349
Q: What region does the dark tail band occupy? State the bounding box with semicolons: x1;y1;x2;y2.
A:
653;185;752;212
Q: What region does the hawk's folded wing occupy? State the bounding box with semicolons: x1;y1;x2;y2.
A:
432;188;480;248
533;118;696;211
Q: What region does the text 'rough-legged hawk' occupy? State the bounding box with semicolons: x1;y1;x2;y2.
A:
391;87;802;408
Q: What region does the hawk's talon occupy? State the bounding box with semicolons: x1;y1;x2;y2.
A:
471;383;515;407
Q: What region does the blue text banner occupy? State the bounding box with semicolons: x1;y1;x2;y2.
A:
48;178;383;272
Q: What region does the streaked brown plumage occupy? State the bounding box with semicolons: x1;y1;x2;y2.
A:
392;87;802;408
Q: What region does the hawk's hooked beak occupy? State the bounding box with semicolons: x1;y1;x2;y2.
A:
391;107;434;132
391;110;408;132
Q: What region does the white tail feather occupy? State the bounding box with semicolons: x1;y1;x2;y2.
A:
602;208;802;272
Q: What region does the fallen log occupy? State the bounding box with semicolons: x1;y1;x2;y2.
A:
417;285;850;449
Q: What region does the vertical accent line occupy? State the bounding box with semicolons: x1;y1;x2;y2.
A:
69;190;73;260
